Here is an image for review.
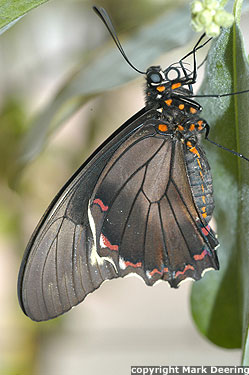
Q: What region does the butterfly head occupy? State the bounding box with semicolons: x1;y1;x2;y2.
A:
146;65;192;89
145;65;193;107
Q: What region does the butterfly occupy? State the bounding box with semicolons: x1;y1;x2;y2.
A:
18;6;221;322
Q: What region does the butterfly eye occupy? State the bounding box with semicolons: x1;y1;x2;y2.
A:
149;73;162;83
147;71;163;86
164;67;181;81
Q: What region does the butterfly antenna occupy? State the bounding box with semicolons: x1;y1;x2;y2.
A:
197;54;208;70
93;6;146;75
180;34;212;63
188;89;249;98
184;39;249;98
205;136;249;162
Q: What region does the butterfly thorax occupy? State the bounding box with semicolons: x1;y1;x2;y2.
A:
144;66;214;226
145;65;206;139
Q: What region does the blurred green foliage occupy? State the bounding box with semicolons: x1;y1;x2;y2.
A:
0;0;49;33
191;1;249;361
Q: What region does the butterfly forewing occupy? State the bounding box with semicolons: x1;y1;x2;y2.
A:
18;109;150;321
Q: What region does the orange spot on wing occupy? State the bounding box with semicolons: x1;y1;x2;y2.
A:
189;123;195;131
202;195;206;204
202;225;210;236
202;212;207;218
178;125;184;131
158;124;168;132
194;249;208;261
125;261;142;268
201;184;204;192
165;99;172;106
157;86;165;92
197;158;202;169
179;104;184;110
171;82;181;90
150;268;163;276
190;107;197;114
163;267;169;273
100;234;118;251
93;198;108;212
175;264;194;278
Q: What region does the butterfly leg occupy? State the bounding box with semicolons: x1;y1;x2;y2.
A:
179;34;212;88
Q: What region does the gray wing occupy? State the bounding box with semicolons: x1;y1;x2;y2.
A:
18;108;150;321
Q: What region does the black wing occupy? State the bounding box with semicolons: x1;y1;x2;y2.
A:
18;110;219;322
90;120;219;287
18;108;150;322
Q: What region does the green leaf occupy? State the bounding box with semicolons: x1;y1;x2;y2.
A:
234;0;243;23
0;0;49;35
18;4;194;167
191;23;249;352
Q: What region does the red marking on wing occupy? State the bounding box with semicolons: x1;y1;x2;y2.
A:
93;198;108;212
175;264;194;278
149;268;163;277
124;261;142;268
100;233;118;251
194;249;208;261
201;224;210;236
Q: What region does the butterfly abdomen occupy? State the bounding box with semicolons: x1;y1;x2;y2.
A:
184;140;214;224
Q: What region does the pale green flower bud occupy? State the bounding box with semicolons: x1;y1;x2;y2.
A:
198;9;213;25
214;10;234;27
191;1;204;14
191;0;234;37
191;17;204;32
203;0;220;10
205;22;220;37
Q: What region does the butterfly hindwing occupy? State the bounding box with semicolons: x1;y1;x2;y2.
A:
90;120;219;287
